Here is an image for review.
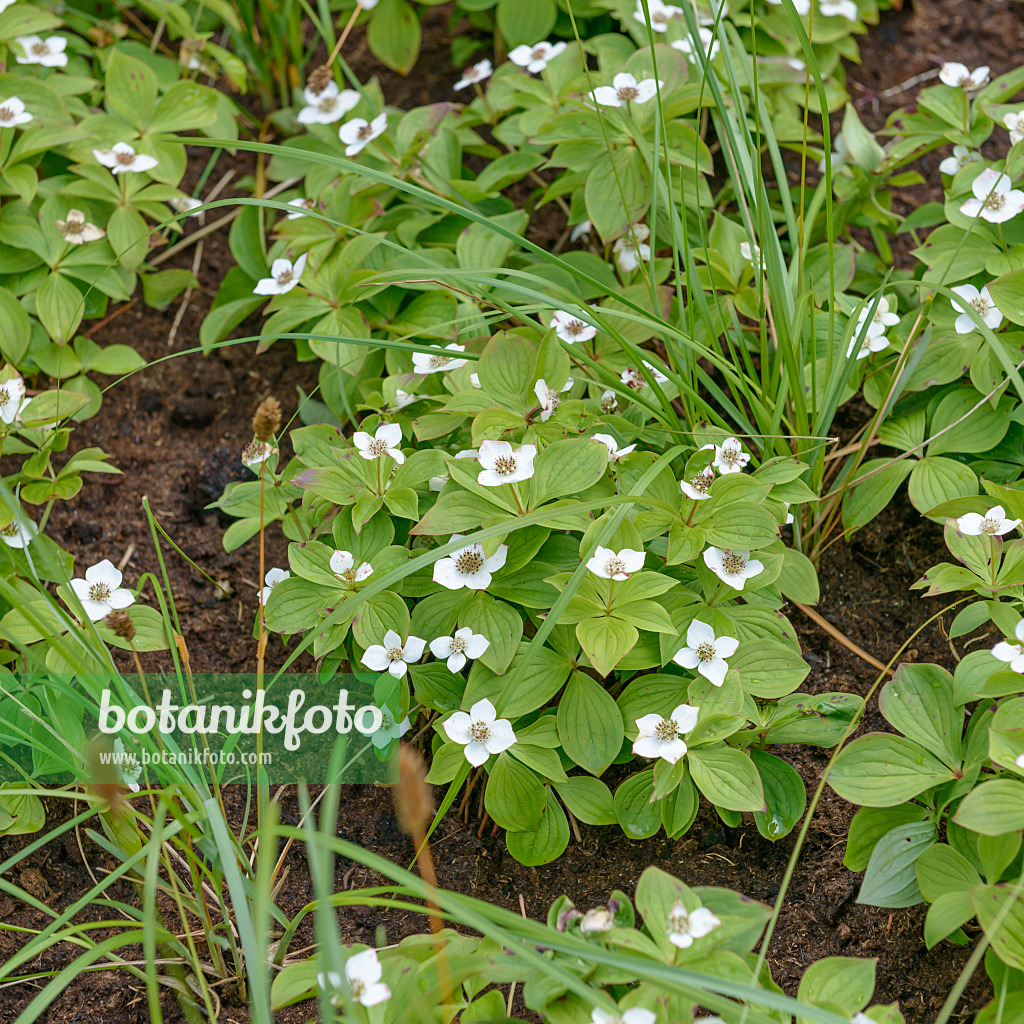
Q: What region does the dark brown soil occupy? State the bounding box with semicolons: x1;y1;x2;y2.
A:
0;2;1010;1022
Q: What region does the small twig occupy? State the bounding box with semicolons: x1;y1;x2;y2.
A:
791;600;894;677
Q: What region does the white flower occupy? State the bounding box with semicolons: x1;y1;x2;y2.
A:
643;360;669;383
740;241;763;267
633;0;682;32
353;422;405;465
570;220;592;242
69;559;135;621
433;535;508;590
429;627;489;672
587;545;645;580
442;697;516;766
593;433;636;461
766;0;811;12
939;62;990;90
470;373;482;387
592;1008;656;1024
703;547;764;590
0;97;31;128
613;223;651;271
508;41;567;74
848;333;889;360
1005;112;1024;146
339;112;388;156
551;309;597;343
818;134;850;175
0;512;37;548
259;567;289;605
939;145;982;176
0;374;27;425
601;389;618;412
372;710;411;749
56;210;105;245
960;168;1024;224
93;142;159;175
170;196;204;221
330;550;373;584
819;0;859;17
341;949;391;1007
15;35;68;67
591;72;662;107
666;899;721;948
681;466;714;501
993;621;1024;673
361;629;426;679
254;253;308;295
392;389;419;409
114;738;141;792
298;80;360;124
241;440;274;468
287;197;316;218
956;504;1021;537
477;439;536;486
579;907;615;934
855;295;899;341
671;29;720;63
412;343;468;374
951;284;1003;335
632;703;699;764
455;59;492;90
672;619;739;687
702;436;749;474
534;377;574;421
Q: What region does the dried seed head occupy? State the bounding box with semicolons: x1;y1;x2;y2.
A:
307;64;333;96
394;743;433;837
252;396;282;441
105;609;135;642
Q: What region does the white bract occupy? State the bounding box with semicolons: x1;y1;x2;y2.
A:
254;253;308;295
535;377;574;421
56;209;105;245
429;627;489;672
681;466;715;501
592;1008;657;1024
671;29;720;62
170;196;204;223
0;512;37;548
587;545;645;580
550;309;597;343
855;295;899;341
0;373;26;425
601;389;618;413
508;41;567;74
361;629;426;678
241;440;274;468
703;547;764;590
960;168;1024;224
442;697;516;765
392;389;419;409
339;112;387;156
819;0;858;17
592;433;636;461
15;35;68;67
993;620;1024;674
330;550;373;584
372;710;411;749
666;900;721;948
69;560;135;621
956;504;1021;537
0;97;31;128
477;439;536;486
93;142;159;175
633;0;682;32
579;907;615;934
672;619;739;687
570;220;592;242
702;436;749;474
259;567;289;605
613;223;651;270
342;949;392;1007
433;535;508;590
286;197;316;219
950;284;1003;335
939;62;990;90
429;447;478;490
455;59;492;90
766;0;810;12
740;241;763;267
632;703;699;764
939;145;982;176
1005;112;1024;145
848;333;889;360
591;72;662;107
643;360;670;383
412;343;468;374
297;81;359;124
353;422;405;465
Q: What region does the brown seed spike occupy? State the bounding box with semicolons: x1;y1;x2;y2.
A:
306;64;333;96
394;743;433;837
105;609;136;642
252;396;282;442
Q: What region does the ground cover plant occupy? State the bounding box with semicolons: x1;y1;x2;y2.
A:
5;0;1024;1021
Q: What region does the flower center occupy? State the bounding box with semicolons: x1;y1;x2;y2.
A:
429;354;451;368
493;455;518;475
653;11;669;24
242;441;266;462
689;472;712;494
566;318;586;335
319;95;337;111
617;85;639;100
605;557;626;576
0;386;10;408
367;438;390;457
971;296;990;315
623;370;644;389
349;978;365;999
668;907;688;932
0;522;18;537
655;718;678;741
981;517;1002;535
545;388;561;408
357;123;375;140
89;582;112;603
450;635;468;653
386;646;404;662
62;214;85;233
719;447;741;467
115;150;135;165
0;105;12;121
984;192;1006;211
722;552;747;574
601;392;617;413
469;721;491;743
277;269;294;284
455;549;484;574
531;46;547;60
32;42;48;55
696;641;716;662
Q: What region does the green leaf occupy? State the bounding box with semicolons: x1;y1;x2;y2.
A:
140;268;196;309
954;779;1024;836
779;547;820;604
988;268;1024;327
496;0;556;46
842;459;915;534
553;776;616;826
531;438;610;506
858;821;936;908
752;750;806;840
556;671;624;776
457;592;522;675
797;956;877;1014
35;273;84;344
485;753;546;832
971;884;1024;971
576;616;638;677
148;80;218;134
105;49;158;131
106;205;151;271
584;149;651;244
844;804;930;871
688;746;765;812
916;844;983;901
0;286;31;364
613;770;662;839
456;210;528;271
729;638;810;698
476;330;534;410
878;663;963;770
924;891;976;949
908;457;978;520
366;0;420;75
505;790;569;865
829;733;956;807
